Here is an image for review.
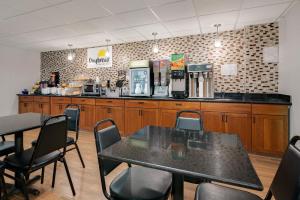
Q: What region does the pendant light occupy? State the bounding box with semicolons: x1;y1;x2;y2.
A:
67;44;75;61
105;39;111;57
152;32;159;53
214;24;222;48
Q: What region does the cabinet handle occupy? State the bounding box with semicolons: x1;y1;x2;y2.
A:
138;102;144;104
175;103;182;106
107;107;112;114
140;110;143;116
107;101;113;103
222;114;225;122
81;106;85;112
225;115;228;123
24;103;27;108
41;104;43;109
253;117;256;123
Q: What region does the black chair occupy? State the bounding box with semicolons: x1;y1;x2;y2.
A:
175;110;203;131
0;162;7;200
175;110;205;184
32;104;85;168
0;136;15;157
194;136;300;200
4;115;76;200
94;118;172;200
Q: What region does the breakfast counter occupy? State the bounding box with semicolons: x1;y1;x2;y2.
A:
18;93;291;157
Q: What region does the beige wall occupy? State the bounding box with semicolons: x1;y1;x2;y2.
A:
279;1;300;138
0;45;40;116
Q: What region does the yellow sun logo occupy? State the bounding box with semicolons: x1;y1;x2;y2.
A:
98;49;106;57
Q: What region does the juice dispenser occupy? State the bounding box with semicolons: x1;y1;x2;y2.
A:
170;54;188;99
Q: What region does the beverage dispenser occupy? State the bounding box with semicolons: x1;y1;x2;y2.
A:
187;64;214;98
170;53;188;99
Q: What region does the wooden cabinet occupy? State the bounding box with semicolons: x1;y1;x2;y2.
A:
19;96;34;113
125;100;159;135
32;96;50;115
50;97;72;115
71;98;95;131
202;103;252;151
252;105;289;156
95;99;125;135
159;101;201;128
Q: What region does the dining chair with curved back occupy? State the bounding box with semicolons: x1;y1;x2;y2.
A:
175;110;204;131
0;136;15;157
4;115;76;200
64;104;85;168
194;136;300;200
94;118;172;200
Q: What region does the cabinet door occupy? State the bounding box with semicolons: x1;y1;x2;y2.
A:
203;111;225;132
160;109;178;128
41;102;50;115
225;113;252;151
252;115;288;156
33;102;42;114
80;105;95;131
125;107;141;136
141;108;159;128
51;104;66;116
95;106;125;136
19;102;33;113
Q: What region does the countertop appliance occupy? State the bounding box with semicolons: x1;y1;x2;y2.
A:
129;60;153;96
153;60;170;97
170;54;187;99
187;63;214;98
82;80;101;96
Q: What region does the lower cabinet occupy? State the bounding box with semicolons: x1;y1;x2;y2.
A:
160;109;178;128
19;101;34;113
33;102;50;115
72;98;95;131
252;104;289;156
125;100;159;135
202;111;225;132
51;97;72;116
95;106;125;135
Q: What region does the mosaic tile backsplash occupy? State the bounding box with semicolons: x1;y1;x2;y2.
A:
41;23;279;93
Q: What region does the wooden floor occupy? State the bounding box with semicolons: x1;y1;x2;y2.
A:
4;129;280;200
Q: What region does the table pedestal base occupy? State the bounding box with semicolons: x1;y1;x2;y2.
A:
172;173;184;200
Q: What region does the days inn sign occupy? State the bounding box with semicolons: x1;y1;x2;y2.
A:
87;46;112;68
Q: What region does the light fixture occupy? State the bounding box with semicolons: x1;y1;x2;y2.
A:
214;24;222;48
105;39;111;57
152;32;159;53
67;44;75;61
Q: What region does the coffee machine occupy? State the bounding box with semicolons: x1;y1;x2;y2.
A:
187;63;214;98
170;54;188;99
153;60;170;97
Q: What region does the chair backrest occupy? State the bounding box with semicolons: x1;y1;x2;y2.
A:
94;119;122;176
64;104;80;140
175;110;203;131
30;115;68;167
267;136;300;200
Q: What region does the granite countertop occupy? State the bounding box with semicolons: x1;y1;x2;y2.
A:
17;92;292;105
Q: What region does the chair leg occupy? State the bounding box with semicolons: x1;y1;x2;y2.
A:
75;143;85;168
62;158;76;196
20;173;30;200
41;167;45;184
52;161;57;188
0;173;7;200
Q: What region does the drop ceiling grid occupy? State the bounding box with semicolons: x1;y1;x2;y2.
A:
0;0;295;51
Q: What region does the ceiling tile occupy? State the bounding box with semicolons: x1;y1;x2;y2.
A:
201;24;234;34
145;0;184;7
98;0;147;14
199;11;238;30
238;3;290;25
0;3;22;19
0;0;50;13
134;23;170;39
165;17;200;32
118;9;158;27
64;22;99;35
151;0;196;21
195;0;242;15
242;0;292;9
110;28;145;41
172;29;200;37
88;16;128;31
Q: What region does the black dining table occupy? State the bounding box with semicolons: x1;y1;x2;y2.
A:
0;112;49;194
99;126;263;200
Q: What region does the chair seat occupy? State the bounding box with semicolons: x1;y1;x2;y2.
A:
4;148;61;172
195;183;262;200
110;166;172;200
0;141;15;157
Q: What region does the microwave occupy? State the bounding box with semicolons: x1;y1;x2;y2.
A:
82;84;100;96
